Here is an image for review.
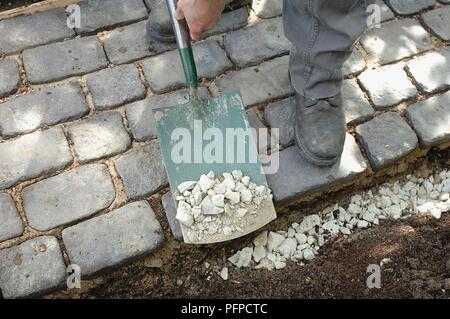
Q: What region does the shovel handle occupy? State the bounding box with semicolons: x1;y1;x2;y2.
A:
166;0;198;89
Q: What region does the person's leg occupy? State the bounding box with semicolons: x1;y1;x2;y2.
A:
283;0;370;166
284;0;370;99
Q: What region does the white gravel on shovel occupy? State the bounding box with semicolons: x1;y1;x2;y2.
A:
228;168;450;271
175;170;273;242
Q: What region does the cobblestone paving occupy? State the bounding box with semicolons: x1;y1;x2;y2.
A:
0;0;449;298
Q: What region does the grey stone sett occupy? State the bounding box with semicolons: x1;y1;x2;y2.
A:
224;17;290;67
0;128;72;190
360;19;433;65
422;6;450;41
74;0;149;35
0;8;74;55
405;47;450;94
205;7;249;37
0;82;89;138
104;20;176;65
0;60;20;98
386;0;436;15
215;55;294;107
405;92;450;148
22;36;108;84
341;79;374;125
356;112;419;170
252;0;283;18
115;143;168;199
62;200;165;278
68;112;131;163
0;193;23;242
0;236;66;299
358;64;417;108
86;64;146;111
22;164;116;231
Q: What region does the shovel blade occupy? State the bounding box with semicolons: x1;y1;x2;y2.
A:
153;91;276;244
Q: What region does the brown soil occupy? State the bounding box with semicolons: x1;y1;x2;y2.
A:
0;0;43;12
50;205;450;299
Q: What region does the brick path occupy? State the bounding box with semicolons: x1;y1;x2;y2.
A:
0;0;449;298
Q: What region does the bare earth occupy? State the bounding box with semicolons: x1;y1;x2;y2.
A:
65;213;445;299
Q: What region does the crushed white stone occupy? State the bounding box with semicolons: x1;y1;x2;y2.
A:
228;168;450;270
253;230;268;246
267;231;285;252
252;245;266;262
220;267;229;280
302;248;315;261
175;170;273;242
177;181;197;193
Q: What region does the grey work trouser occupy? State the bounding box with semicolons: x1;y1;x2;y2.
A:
283;0;371;99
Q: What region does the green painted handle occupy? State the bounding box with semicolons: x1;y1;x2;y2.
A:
166;0;198;89
179;47;198;88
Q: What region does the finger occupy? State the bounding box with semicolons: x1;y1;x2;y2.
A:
190;31;203;41
206;21;217;30
189;22;204;41
175;7;185;20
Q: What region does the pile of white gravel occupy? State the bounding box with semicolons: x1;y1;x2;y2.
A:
228;169;450;270
175;170;273;242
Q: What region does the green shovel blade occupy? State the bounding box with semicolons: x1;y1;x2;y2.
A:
153;91;276;244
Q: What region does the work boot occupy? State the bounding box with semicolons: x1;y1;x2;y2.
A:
294;93;346;167
146;1;175;43
146;0;247;43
